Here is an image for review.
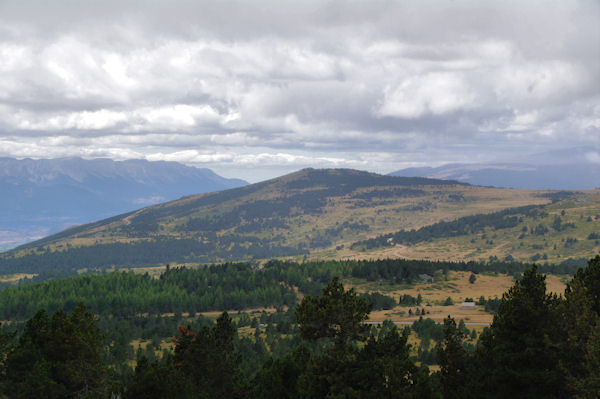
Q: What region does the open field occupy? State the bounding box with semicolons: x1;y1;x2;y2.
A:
346;270;567;303
346;270;567;325
368;304;493;324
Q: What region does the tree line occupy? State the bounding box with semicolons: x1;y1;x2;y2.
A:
351;204;546;250
0;257;583;321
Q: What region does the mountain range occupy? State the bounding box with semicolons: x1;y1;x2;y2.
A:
389;147;600;189
0;157;247;249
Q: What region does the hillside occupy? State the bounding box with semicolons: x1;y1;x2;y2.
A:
349;192;600;265
0;157;247;249
4;168;593;275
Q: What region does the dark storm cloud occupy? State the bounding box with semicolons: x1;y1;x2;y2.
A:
0;0;598;181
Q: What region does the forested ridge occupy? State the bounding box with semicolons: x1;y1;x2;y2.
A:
0;257;581;320
0;238;308;275
0;256;598;398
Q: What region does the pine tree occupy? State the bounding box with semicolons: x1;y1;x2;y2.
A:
473;265;566;399
561;255;600;397
295;277;371;345
437;317;471;399
173;312;244;399
124;355;194;399
2;304;109;398
0;324;15;389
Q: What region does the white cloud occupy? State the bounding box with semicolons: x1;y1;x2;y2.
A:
137;104;221;129
102;54;136;88
17;109;127;131
0;43;32;72
585;151;600;164
376;72;477;119
493;60;589;105
0;0;598;181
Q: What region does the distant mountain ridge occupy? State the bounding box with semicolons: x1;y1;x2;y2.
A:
389;147;600;189
0;157;247;249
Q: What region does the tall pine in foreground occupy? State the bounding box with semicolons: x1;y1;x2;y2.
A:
126;311;245;399
437;316;471;399
472;265;567;399
292;277;432;398
561;255;600;398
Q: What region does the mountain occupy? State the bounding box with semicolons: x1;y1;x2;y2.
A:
0;157;247;249
389;147;600;189
2;167;577;275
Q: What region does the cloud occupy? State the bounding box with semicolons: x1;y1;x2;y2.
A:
17;109;127;131
586;151;600;164
0;0;598;181
377;72;477;119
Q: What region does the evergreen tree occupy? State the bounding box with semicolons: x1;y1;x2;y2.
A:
295;277;371;345
294;278;431;398
561;255;600;397
2;304;109;398
572;324;600;398
172;312;244;399
252;345;311;399
353;326;432;398
473;265;566;399
437;317;471;399
0;324;15;388
124;355;194;399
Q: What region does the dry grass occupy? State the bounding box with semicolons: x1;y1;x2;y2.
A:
330;189;600;264
350;270;568;325
198;307;278;319
128;338;175;367
546;275;569;295
368;304;493;324
0;273;37;282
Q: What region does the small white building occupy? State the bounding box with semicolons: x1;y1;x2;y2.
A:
461;301;476;310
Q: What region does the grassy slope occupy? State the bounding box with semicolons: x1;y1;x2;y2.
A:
3;168;598;268
343;190;600;264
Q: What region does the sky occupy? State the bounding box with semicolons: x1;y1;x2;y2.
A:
0;0;598;182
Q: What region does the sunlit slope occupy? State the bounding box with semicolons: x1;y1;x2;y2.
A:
1;168;587;272
343;190;600;264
